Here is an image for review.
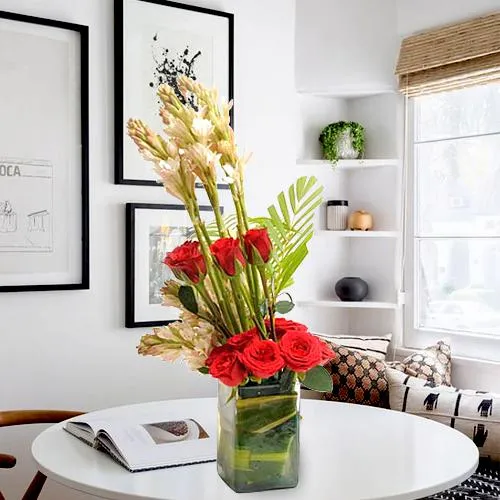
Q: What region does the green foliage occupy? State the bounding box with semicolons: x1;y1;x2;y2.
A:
275;300;295;314
254;176;323;295
178;285;198;314
301;366;333;392
319;121;365;163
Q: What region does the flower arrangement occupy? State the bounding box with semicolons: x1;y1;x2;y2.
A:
127;76;334;392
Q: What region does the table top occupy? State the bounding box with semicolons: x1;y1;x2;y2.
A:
32;398;478;500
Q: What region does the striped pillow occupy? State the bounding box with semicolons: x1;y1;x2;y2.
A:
314;333;392;360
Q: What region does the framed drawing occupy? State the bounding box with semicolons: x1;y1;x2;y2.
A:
0;11;89;292
126;203;219;328
115;0;234;187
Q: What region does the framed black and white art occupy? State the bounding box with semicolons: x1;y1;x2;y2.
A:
115;0;234;186
126;203;218;328
0;11;89;292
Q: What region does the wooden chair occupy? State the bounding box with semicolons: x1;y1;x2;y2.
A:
0;410;83;500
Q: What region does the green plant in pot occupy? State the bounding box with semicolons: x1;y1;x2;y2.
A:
319;121;365;164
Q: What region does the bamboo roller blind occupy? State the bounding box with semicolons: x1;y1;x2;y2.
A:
396;12;500;96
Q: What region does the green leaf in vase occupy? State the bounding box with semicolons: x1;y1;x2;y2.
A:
301;365;333;392
275;300;295;314
178;285;198;314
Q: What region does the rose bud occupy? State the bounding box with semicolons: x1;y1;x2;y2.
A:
163;241;206;284
244;228;272;265
210;237;246;276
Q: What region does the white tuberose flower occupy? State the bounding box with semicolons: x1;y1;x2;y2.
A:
191;118;214;142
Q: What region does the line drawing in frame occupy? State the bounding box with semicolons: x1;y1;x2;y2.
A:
0;157;54;253
0;10;89;292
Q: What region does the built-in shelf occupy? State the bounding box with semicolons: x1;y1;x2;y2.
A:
317;230;399;238
296;159;399;169
297;300;399;310
297;86;396;98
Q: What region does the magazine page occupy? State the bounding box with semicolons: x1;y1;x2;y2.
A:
100;416;216;470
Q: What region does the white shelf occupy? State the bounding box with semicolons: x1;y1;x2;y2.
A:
318;230;399;238
297;86;396;98
297;300;399;310
296;159;399;169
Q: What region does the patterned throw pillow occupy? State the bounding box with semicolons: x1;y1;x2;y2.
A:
386;340;452;386
315;333;392;361
323;344;389;408
388;368;500;461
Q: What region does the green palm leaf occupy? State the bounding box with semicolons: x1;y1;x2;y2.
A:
252;176;323;295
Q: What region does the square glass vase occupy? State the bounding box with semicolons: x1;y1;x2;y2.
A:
217;372;300;493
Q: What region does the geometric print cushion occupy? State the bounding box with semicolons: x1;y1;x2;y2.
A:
314;333;392;360
388;368;500;461
386;340;452;386
323;344;389;408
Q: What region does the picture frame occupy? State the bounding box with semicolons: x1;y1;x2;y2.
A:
126;203;219;328
115;0;234;187
0;11;89;292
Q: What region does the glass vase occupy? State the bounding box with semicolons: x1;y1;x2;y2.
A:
217;371;300;493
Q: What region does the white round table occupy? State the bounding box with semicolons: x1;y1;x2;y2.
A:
32;399;478;500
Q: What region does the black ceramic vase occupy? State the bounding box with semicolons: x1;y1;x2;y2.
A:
335;277;369;302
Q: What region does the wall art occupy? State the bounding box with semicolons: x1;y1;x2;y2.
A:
0;11;89;292
115;0;234;187
126;203;218;327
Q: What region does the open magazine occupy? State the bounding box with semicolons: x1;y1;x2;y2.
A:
64;410;216;472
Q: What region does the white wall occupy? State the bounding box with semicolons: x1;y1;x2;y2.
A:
0;0;296;498
296;0;399;92
397;0;500;36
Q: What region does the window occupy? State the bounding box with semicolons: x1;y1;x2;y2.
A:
407;83;500;352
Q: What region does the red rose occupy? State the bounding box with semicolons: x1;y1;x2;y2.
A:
318;340;336;365
164;241;206;284
240;339;285;379
206;345;247;387
279;330;322;372
227;328;260;351
267;318;309;339
244;228;272;264
210;238;246;276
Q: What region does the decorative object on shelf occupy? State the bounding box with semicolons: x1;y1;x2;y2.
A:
0;11;89;292
348;210;374;231
115;0;233;187
335;277;369;302
326;200;349;230
125;203;218;328
127;76;334;493
319;121;365;164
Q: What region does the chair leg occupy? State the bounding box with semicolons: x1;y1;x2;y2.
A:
21;471;47;500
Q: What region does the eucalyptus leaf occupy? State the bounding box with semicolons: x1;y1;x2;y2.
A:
178;285;198;314
301;366;333;392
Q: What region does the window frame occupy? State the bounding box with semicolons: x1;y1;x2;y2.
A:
404;92;500;362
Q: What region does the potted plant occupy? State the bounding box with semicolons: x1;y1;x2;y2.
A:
319;121;365;163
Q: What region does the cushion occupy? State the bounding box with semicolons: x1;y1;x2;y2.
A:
315;333;392;360
323;344;389;408
386;340;452;386
388;368;500;461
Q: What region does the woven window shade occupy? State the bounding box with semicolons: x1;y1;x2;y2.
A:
396;12;500;96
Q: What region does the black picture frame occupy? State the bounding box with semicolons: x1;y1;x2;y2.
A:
115;0;234;188
0;11;89;293
126;203;218;328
